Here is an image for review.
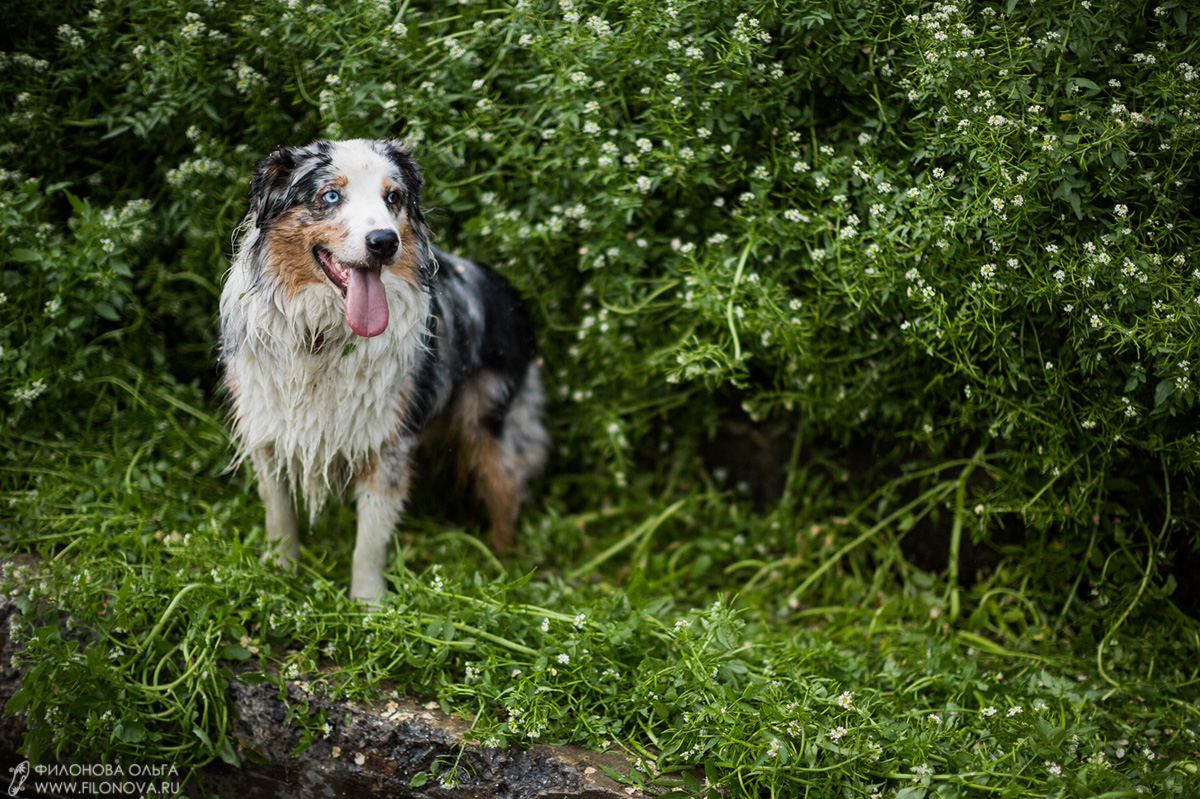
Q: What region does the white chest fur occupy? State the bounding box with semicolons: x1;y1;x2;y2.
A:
221;265;428;509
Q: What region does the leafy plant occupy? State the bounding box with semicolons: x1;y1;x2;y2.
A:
2;0;1198;796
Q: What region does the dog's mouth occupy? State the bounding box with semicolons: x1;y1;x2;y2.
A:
314;246;389;338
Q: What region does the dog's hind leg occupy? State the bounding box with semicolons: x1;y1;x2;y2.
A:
456;364;549;553
351;437;415;603
253;447;300;569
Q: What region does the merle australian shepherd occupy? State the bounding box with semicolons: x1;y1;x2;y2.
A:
219;139;548;601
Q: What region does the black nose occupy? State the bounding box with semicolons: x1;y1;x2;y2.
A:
365;229;399;261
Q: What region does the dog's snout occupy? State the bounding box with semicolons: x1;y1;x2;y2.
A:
365;229;399;261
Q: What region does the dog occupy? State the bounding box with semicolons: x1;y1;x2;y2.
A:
219;138;548;601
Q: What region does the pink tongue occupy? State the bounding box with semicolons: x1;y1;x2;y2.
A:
344;266;389;337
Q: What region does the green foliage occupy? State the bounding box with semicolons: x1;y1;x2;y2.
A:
2;0;1199;796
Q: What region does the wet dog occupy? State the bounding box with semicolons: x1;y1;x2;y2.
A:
219;139;548;600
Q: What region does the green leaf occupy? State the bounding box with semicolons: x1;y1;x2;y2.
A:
64;190;86;215
236;671;274;685
1154;378;1174;409
217;737;240;766
597;763;633;784
4;689;30;715
114;722;147;743
193;725;214;749
410;772;429;788
498;568;538;592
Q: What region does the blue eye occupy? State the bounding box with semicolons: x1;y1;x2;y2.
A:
322;189;341;204
385;189;401;205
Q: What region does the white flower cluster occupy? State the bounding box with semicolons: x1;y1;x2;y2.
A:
229;58;267;95
584;16;611;37
166;157;228;187
180;12;207;40
12;379;48;403
57;24;85;49
732;13;771;45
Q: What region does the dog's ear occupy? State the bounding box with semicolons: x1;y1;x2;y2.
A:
251;144;322;228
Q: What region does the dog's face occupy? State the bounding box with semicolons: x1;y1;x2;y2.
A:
250;139;428;337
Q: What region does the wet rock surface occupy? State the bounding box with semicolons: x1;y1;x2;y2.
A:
0;598;647;799
199;678;643;798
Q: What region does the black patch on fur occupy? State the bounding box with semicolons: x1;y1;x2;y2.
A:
373;140;427;231
403;305;443;433
251;142;333;228
400;254;537;439
474;267;537;435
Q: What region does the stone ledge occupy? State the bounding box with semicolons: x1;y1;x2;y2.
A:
0;598;649;799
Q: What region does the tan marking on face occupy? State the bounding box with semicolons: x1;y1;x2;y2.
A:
262;209;348;299
385;217;424;288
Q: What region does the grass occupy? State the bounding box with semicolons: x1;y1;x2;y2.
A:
3;1;1200;796
2;375;1198;798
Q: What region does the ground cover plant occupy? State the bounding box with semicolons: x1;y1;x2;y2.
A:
2;0;1199;796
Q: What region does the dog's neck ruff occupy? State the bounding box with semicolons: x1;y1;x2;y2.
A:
221;244;429;513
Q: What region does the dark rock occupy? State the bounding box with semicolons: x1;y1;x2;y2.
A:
0;598;649;799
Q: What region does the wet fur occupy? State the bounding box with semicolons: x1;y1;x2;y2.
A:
219;139;548;600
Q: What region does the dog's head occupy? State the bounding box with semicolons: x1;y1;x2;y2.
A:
248;139;430;338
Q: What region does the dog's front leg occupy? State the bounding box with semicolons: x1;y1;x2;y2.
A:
350;438;414;603
253;448;300;569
